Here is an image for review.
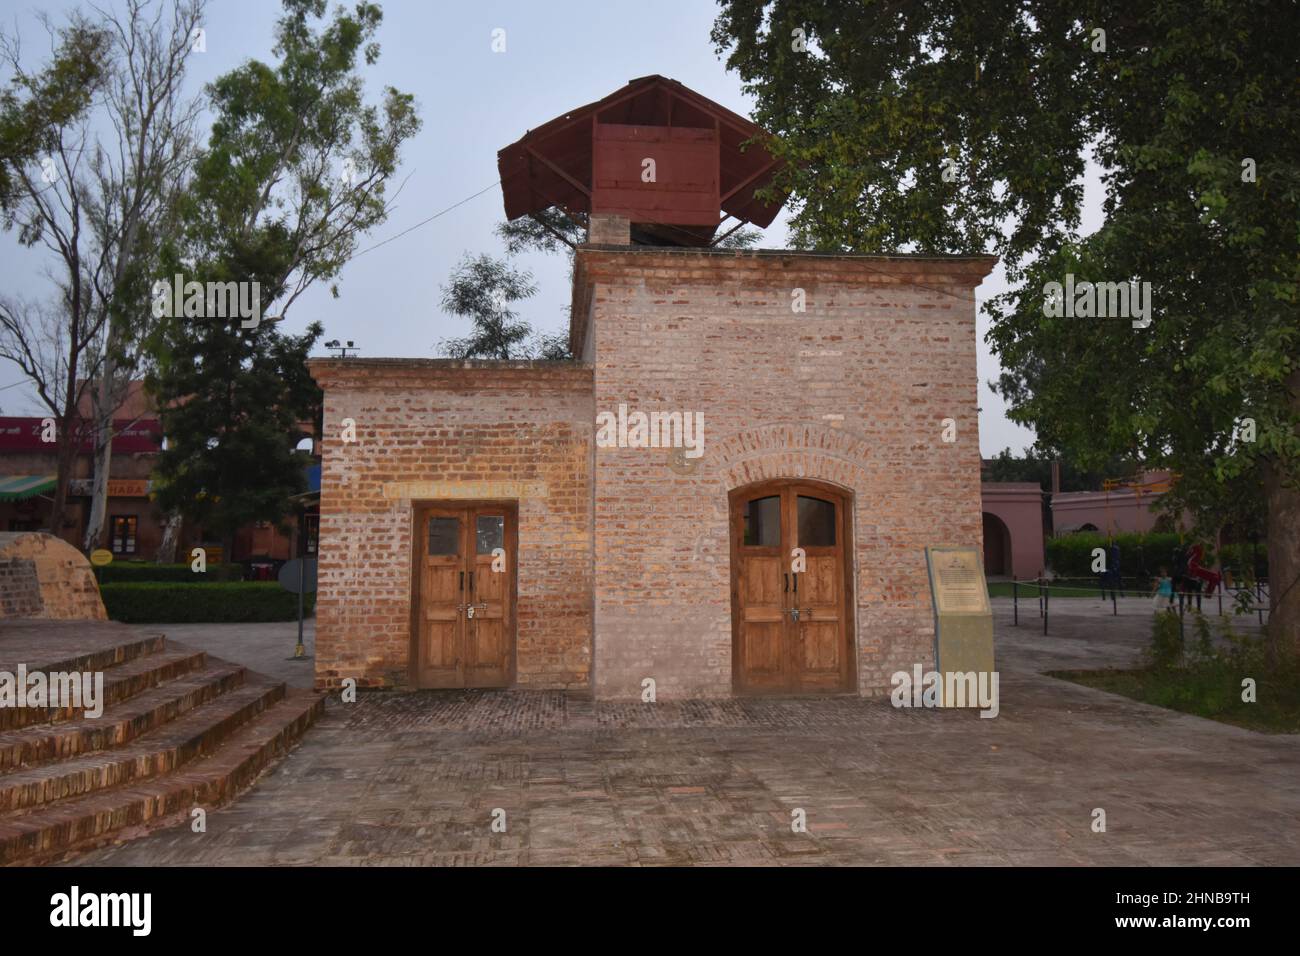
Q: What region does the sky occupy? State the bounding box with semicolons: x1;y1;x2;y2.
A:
0;0;1080;457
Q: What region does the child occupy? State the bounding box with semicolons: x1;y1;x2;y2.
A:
1151;567;1174;612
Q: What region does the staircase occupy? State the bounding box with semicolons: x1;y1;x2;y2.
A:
0;620;323;865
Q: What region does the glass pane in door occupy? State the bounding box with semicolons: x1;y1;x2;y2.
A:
797;496;836;547
427;517;460;555
476;515;505;553
743;495;781;547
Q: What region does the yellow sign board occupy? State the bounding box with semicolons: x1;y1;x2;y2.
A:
107;479;149;497
89;549;114;567
925;546;995;707
927;546;991;614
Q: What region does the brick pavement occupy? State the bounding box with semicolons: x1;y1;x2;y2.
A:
70;601;1296;866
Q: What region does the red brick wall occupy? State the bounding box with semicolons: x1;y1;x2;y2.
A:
307;360;593;690
575;248;995;698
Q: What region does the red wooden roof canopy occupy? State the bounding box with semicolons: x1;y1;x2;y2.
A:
497;75;787;247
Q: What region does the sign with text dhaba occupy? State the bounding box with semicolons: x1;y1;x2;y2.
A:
924;546;995;706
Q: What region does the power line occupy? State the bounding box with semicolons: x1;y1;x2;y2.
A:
346;180;501;263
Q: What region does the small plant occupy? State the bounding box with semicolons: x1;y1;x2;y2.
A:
1190;612;1216;663
1147;611;1184;669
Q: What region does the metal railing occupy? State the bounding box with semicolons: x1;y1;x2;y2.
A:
1007;578;1269;636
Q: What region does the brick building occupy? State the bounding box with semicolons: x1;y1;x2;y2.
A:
310;77;995;698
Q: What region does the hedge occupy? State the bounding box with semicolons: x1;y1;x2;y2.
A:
101;582;315;623
1045;532;1272;581
96;560;245;584
1045;532;1198;579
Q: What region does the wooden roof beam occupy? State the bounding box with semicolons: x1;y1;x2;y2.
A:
524;144;591;198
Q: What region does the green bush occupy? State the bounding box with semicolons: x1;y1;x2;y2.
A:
1045;532;1189;579
100;582;314;623
97;560;244;584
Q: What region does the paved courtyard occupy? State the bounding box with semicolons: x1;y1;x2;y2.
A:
71;600;1296;866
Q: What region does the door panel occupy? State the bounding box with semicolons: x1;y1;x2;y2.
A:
464;510;510;687
416;510;468;688
413;504;516;688
796;553;843;689
731;482;853;694
740;554;786;690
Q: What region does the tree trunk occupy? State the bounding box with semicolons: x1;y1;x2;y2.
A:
1262;461;1300;651
156;512;182;563
82;406;113;552
45;414;79;542
1262;367;1300;652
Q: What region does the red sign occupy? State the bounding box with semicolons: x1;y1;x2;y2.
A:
0;418;162;453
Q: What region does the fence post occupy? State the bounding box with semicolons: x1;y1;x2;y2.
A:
1112;588;1117;616
1043;583;1049;636
1013;580;1018;626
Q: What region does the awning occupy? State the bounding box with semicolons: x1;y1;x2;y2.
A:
0;474;56;501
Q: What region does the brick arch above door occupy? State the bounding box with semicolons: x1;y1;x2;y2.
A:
708;422;881;496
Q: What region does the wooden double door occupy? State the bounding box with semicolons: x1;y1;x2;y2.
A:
411;503;516;688
730;481;854;694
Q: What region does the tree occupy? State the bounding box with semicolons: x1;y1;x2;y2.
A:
712;1;1300;646
147;0;419;557
81;1;205;553
0;18;106;208
984;447;1138;494
438;253;537;359
0;17;115;538
0;1;204;550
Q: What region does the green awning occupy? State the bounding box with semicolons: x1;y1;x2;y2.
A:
0;474;56;501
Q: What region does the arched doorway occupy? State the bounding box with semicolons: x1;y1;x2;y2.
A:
729;479;855;694
982;512;1012;576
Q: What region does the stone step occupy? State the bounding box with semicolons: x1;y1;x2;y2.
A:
0;645;207;732
0;690;324;865
0;679;286;812
0;622;167;677
0;660;248;771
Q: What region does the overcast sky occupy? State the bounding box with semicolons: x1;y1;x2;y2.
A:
0;0;1082;457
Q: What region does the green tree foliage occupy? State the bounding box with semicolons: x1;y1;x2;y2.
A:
438;253;538;359
983;446;1137;493
0;20;108;213
148;0;419;548
713;0;1300;644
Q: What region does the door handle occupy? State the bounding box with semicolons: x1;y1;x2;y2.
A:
793;572;798;595
459;571;464;591
784;573;789;593
469;571;474;594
